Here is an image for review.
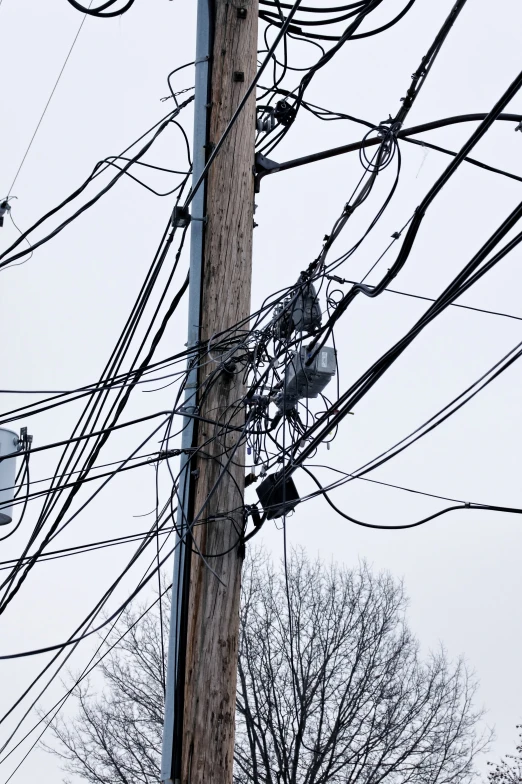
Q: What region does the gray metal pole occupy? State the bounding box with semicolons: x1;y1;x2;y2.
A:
161;2;210;781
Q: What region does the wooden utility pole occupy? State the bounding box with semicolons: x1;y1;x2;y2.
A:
181;2;258;783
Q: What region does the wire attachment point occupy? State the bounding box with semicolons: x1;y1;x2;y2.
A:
0;199;12;228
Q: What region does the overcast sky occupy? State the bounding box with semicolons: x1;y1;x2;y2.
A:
1;0;522;782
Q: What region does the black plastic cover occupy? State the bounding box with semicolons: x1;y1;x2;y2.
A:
256;472;300;519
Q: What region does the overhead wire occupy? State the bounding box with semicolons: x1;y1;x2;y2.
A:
300;465;522;530
65;0;135;17
0;493;179;738
4;1;522;764
0;97;194;270
0;518;178;773
6;1;93;198
1;580;172;780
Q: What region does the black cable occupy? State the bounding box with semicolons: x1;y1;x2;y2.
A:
0;414;172;614
300;466;522;530
0;511;178;765
305;463;464;504
393;0;468;128
0;352;191;423
261;6;364;28
403;136;522;185
256;114;522;183
0;581;172;777
0;410;171;463
0;494;209;659
260;1;366;11
3;449;185;514
1;217;190;612
260;0;416;42
0;527;176;571
307;69;522;361
0;501;178;729
0;99;193;269
66;0;135;17
295;285;522;484
349;340;522;484
334;277;522;323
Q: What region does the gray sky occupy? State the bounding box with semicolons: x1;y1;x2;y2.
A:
1;0;522;781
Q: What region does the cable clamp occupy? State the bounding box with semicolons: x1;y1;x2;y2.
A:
410;66;427;80
179;404;198;415
17;427;33;452
377;117;402;137
151;447;185;464
246;394;269;409
171;206;207;228
0;198;12;228
244;504;262;528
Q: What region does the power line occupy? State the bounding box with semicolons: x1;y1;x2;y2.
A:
1;98;194;269
6;2;93;197
0;527;177;571
301;465;522;530
0;534;180;659
66;0;135;17
1;581;171;779
330;277;522;323
3;4;522;768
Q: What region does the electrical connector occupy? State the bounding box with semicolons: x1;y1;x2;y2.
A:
256;106;276;133
275;346;336;413
291;282;322;333
273;282;322;340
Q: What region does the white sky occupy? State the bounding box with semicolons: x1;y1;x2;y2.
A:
1;0;522;781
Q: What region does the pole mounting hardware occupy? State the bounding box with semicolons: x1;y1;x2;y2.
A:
0;198;12;228
17;427;33;452
254;153;280;193
172;206;207;228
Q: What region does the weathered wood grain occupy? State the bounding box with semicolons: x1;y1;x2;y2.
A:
181;2;258;783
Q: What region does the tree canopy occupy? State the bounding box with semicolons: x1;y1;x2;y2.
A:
45;550;487;784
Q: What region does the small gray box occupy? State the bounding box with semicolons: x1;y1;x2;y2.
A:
275;346;336;412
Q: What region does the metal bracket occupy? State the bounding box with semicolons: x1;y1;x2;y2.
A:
0;198;11;228
254;153;281;193
17;426;33;452
172;206;207;228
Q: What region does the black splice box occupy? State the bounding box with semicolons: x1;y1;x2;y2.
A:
256;472;300;520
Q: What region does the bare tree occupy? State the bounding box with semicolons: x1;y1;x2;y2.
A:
44;550;488;784
44;600;166;784
236;550;487;784
486;726;522;783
